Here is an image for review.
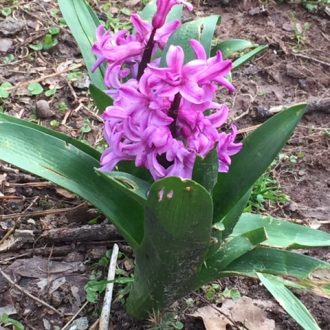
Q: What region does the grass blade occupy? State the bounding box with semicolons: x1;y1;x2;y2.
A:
58;0;104;89
258;273;321;330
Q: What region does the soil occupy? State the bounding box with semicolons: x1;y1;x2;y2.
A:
0;0;329;329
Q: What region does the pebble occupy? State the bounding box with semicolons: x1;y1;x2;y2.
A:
0;17;25;36
0;38;13;52
35;100;54;119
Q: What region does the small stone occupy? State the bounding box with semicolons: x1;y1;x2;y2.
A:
0;38;13;52
72;73;90;89
287;201;298;212
51;291;62;307
282;22;293;32
286;64;306;79
35;100;54;119
0;17;25;36
27;218;36;225
68;317;89;330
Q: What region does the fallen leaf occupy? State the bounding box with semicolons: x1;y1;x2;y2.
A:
189;305;232;330
221;296;276;330
8;256;82;278
126;0;141;7
55;188;76;199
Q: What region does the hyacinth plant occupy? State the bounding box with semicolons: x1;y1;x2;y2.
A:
0;0;330;328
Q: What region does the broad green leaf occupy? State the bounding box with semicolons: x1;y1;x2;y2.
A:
117;160;154;183
27;82;43;95
212;103;306;223
222;247;330;281
126;177;213;319
232;45;268;70
0;122;143;248
0;314;24;330
192;149;218;192
219;189;251;239
161;15;220;65
98;171;150;206
211;38;255;58
258;273;321;330
0;113;100;160
198;227;267;285
139;1;183;23
232;213;330;249
0;82;13;98
58;0;104;89
89;84;113;113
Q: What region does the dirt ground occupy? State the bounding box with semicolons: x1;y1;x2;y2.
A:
0;0;329;329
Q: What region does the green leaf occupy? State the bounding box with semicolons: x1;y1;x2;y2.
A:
89;84;113;113
0;82;13;98
29;43;43;51
0;314;24;330
161;15;220;65
0;122;144;248
258;273;321;330
67;70;83;81
28;82;44;95
45;87;57;97
126;177;213;319
222;247;330;281
1;8;12;17
49;26;60;35
232;213;330;249
198;227;267;285
218;189;251;239
232;45;268;70
211;38;254;58
98;171;150;206
42;34;58;50
0;113;100;160
212;103;306;223
80;118;92;133
192;149;218;192
58;0;104;89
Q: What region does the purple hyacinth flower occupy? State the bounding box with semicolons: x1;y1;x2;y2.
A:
152;0;193;29
217;125;243;172
147;41;234;104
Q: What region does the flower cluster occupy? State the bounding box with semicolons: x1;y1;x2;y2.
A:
92;0;242;180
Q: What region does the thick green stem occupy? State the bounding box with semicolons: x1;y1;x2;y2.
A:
125;177;213;319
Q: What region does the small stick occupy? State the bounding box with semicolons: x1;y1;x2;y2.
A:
0;203;85;220
10;182;52;187
61;301;89;330
0;269;62;316
293;53;330;68
8;63;83;91
0;195;25;200
238;124;261;134
99;244;120;330
0;227;15;245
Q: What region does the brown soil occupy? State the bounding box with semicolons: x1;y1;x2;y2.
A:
0;0;329;329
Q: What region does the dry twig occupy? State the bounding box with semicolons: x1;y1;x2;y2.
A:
99;244;120;330
0;268;63;316
61;301;89;330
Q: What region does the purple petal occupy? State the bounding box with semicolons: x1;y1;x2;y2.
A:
189;39;207;60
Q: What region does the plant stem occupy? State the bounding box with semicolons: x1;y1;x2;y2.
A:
137;28;157;80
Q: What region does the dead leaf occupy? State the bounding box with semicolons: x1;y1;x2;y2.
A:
221;296;276;330
189;305;232;330
8;256;82;278
126;0;141;7
55;188;76;199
